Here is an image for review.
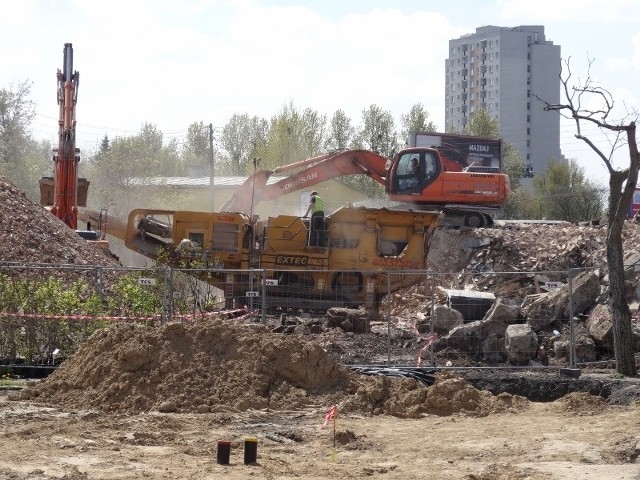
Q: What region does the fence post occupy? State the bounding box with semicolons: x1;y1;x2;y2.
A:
430;272;436;367
568;269;576;368
95;267;104;301
386;272;391;366
163;266;173;324
261;269;267;324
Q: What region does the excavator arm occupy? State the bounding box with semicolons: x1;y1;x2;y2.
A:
50;43;81;229
219;149;390;213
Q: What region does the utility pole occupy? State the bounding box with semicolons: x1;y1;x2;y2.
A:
209;123;215;211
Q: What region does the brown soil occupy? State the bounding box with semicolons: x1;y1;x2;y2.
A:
14;319;527;418
2;318;639;479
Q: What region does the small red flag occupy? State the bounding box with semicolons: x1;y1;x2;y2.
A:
321;404;338;429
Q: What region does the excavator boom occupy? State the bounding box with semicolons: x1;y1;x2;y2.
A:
219;150;389;212
50;43;81;229
218;137;510;228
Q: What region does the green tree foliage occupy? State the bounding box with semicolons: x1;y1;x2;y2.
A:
326;109;354;150
260;101;326;170
464;108;498;138
108;274;163;317
501;143;524;191
300;108;327;158
0;81;50;199
99;134;110;155
84;123;180;212
0;275;105;362
0;81;35;164
182;121;210;174
532;158;604;222
219;114;268;175
400;103;437;144
355;104;398;159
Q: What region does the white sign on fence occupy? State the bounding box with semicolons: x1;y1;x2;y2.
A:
245;291;259;297
137;278;157;286
264;279;279;286
544;281;563;290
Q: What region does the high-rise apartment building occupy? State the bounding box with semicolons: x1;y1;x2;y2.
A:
445;25;563;176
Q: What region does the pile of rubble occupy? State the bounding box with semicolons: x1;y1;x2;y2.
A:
0;176;120;283
404;221;640;365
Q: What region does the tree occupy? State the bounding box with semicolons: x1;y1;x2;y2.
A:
400;103;437;144
0;80;41;197
532;159;604;222
501;143;525;192
182;121;210;175
540;59;638;376
220;114;264;175
356;104;398;159
464;108;499;138
326;109;354;151
99;135;110;156
299;108;327;159
84;124;180;213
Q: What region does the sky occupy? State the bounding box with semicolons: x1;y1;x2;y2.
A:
2;0;639;185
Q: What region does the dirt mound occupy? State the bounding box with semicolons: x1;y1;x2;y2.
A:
422;373;529;416
553;391;608;415
18;319;350;413
0;177;119;272
16;319;528;418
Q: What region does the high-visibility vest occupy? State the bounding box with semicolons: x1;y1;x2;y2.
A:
311;194;324;214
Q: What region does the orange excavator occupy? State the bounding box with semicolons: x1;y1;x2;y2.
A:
39;43;101;241
220;137;511;227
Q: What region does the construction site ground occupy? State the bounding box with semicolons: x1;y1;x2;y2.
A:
3;176;640;479
1;381;640;480
2;319;640;480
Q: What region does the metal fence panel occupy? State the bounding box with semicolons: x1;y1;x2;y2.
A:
0;263;620;372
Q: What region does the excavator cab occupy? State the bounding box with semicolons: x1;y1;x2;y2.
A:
391;148;440;195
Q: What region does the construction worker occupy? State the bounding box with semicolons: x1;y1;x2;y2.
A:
304;190;325;246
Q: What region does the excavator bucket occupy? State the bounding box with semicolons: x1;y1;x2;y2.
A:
39;177;90;207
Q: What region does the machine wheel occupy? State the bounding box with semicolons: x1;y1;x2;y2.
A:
332;272;363;296
482;214;494;227
464;212;485;228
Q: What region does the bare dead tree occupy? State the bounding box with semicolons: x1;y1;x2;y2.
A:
537;58;639;376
